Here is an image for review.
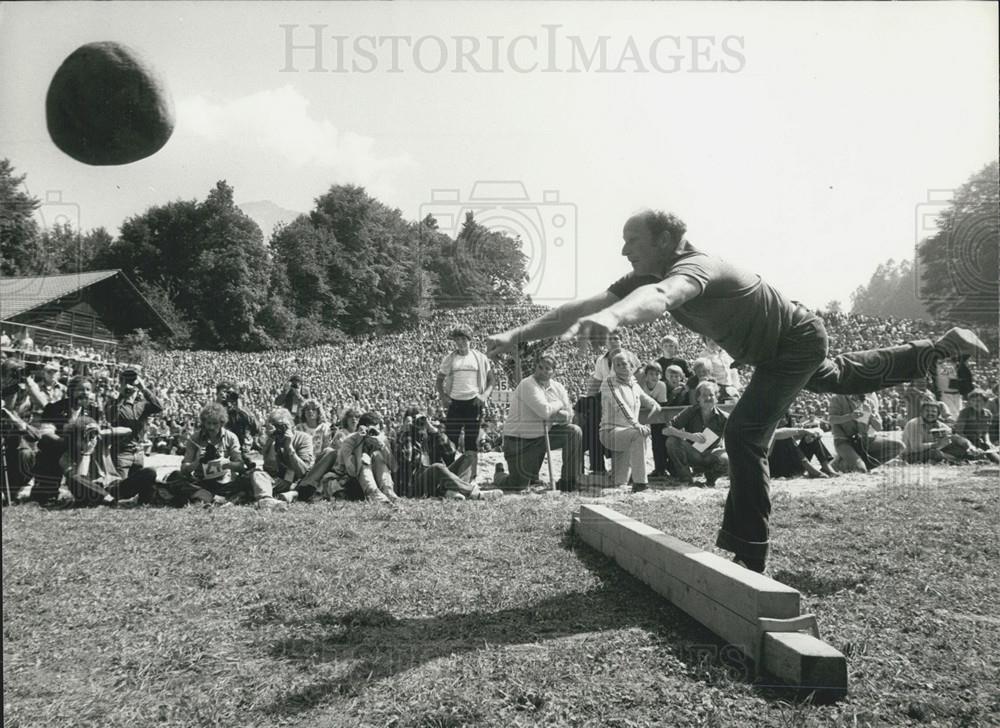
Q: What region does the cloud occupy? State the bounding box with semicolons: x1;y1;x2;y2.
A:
175;86;414;190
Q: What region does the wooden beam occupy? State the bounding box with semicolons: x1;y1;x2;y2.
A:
573;506;847;697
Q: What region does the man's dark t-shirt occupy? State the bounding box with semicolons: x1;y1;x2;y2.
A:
608;247;799;366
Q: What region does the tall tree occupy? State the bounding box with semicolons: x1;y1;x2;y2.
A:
917;160;999;326
0;159;43;276
422;211;529;308
305;184;424;333
97;180;272;350
850;257;932;320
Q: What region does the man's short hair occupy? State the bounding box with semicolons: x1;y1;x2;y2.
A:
643;361;662;375
635;209;687;247
536;354;558;370
660;335;678;347
695;380;719;402
199;402;228;426
267;407;296;430
665;365;684;377
450;325;473;341
359;411;383;428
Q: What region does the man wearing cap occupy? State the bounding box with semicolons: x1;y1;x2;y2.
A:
35;360;66;420
104;368;163;477
216;381;260;455
436;325;495;483
487;208;990;573
274;375;306;421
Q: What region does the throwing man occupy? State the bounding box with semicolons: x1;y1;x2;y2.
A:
486;209;988;573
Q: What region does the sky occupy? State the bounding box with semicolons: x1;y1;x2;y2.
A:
1;1;997;310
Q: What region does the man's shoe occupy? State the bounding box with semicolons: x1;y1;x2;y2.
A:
705;478;717;488
936;327;989;359
444;490;466;500
631;482;648;493
278;491;298;504
555;479;577;493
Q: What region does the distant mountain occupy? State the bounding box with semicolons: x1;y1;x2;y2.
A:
238;200;304;239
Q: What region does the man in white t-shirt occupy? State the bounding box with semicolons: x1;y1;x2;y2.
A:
436;325;495;483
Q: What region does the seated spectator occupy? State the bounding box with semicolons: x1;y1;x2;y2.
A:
685;358;714;406
1;358;49;499
296;407;361;490
954;390;999;463
501;355;582;492
664;381;730;487
599;351;660;492
31;375;103;503
578;333;641;476
663;365;689;406
902;400;980;464
254;407;316;503
295;399;332;461
769;413;838;479
394;405;487;500
656;335;691;380
167;403;257;507
828;393;902;472
638;361;670;478
698;337;740;402
325;412;399;504
60;417;157;506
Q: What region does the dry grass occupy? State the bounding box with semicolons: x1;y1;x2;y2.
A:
3;465;998;727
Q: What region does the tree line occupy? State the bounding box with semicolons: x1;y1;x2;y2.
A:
848;160;997;329
0;160;530;350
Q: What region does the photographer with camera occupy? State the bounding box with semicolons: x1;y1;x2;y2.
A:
274;374;306;422
768;411;838;479
328;412;399;504
2;358;51;501
216;381;260;455
394;405;490;500
167;402;249;507
104;367;162;478
253;407;315;505
436;326;494;485
60;416;157;507
26;375;104;504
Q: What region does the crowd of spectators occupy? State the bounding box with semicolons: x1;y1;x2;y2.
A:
3;306;997;506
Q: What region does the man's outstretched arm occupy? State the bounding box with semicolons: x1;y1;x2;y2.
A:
486;290;620;359
567;276;701;349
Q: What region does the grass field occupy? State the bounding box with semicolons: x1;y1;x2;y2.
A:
3;465;998;727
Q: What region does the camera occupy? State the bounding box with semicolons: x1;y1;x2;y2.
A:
414;414;428;426
364;426;381;438
224;390;240;405
420;181;578;302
